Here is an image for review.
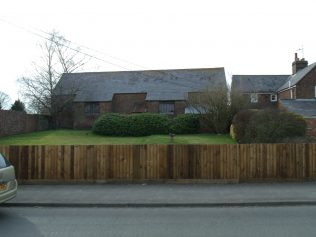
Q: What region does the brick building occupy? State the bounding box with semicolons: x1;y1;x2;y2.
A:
55;68;227;129
232;54;316;135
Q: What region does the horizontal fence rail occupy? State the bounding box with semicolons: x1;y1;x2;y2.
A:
0;144;316;182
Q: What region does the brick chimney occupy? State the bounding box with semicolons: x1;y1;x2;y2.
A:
292;53;308;74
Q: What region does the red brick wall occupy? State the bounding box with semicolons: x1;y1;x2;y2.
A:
100;102;112;113
296;67;316;98
72;99;188;129
246;93;277;109
112;93;147;113
73;103;92;129
305;118;316;136
174;101;186;115
0;110;49;137
278;88;296;99
278;67;316;100
146;101;159;113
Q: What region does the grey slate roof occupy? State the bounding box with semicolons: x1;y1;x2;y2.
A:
278;62;316;91
280;99;316;118
56;68;226;102
232;75;290;93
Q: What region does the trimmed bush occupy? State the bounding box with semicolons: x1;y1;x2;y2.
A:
127;113;170;136
231;109;258;142
92;113;169;136
243;109;307;143
92;113;129;136
169;114;200;134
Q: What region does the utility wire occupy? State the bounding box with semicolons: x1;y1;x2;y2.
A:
36;28;150;70
0;18;133;71
0;17;208;88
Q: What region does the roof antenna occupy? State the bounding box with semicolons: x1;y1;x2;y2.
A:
296;46;304;58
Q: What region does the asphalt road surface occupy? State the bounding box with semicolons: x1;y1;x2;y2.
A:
1;206;316;237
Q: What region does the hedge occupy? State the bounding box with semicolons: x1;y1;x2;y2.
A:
169;114;200;134
231;109;258;143
92;113;201;136
92;113;169;136
232;109;307;143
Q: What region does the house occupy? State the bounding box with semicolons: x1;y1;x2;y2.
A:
55;67;227;129
231;74;289;108
232;53;316;135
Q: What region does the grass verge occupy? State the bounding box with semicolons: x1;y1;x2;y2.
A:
0;130;236;145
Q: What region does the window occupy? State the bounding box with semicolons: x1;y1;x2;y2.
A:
159;101;175;115
250;93;258;103
270;94;277;102
84;102;100;115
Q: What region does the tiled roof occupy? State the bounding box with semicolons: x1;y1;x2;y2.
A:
56;68;227;102
278;62;316;91
280;99;316;118
232;75;289;93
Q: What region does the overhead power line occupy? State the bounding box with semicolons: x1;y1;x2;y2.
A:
0;18;139;71
36;28;150;70
0;17;208;87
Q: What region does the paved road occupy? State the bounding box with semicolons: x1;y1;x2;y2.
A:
1;206;316;237
8;182;316;206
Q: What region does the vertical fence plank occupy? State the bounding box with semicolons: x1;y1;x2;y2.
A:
0;144;314;182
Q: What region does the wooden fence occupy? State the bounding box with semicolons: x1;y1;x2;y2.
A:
1;144;316;182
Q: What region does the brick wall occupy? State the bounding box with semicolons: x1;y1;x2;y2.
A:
72;97;188;129
296;67;316;98
73;102;112;129
112;93;147;113
305;118;316;136
278;66;316;100
246;93;277;109
0;110;49;137
278;88;296;99
146;101;159;113
174;101;187;115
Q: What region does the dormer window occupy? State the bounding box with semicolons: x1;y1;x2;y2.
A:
270;94;277;102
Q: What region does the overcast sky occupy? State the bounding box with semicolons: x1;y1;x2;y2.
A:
1;0;316;106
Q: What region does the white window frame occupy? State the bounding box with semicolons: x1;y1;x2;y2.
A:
250;93;258;103
270;94;277;102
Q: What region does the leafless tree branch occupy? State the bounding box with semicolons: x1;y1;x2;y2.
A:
18;31;88;126
187;84;248;133
0;91;11;110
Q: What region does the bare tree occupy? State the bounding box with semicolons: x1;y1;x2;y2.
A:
18;31;88;126
187;84;248;134
0;91;11;110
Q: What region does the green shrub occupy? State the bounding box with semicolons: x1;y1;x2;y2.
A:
169;114;200;134
231;109;258;142
92;113;129;136
243;109;307;143
128;113;170;136
92;113;169;136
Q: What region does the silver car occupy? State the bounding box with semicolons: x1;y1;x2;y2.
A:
0;153;17;203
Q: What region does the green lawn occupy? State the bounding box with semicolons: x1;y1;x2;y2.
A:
0;130;236;145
